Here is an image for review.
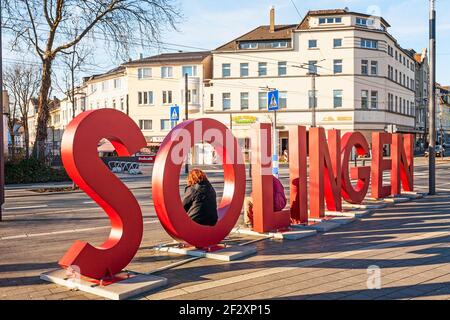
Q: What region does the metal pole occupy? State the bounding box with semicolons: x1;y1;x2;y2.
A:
0;0;5;221
272;110;279;178
428;0;436;195
311;72;317;128
184;73;189;174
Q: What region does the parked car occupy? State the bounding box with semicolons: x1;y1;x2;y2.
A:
425;145;446;157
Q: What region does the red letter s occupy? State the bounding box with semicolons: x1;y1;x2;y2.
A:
59;109;147;280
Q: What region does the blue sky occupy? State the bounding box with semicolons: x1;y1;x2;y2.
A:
3;0;449;93
166;0;449;83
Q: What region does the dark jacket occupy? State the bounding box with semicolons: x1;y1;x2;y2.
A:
182;179;218;226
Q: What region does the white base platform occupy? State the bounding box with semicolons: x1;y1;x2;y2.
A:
382;197;411;204
153;245;257;261
343;203;388;210
326;216;356;225
233;227;317;240
401;192;424;200
40;269;167;300
326;210;373;219
292;221;341;232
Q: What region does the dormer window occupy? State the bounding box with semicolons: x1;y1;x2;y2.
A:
240;42;258;50
239;40;290;50
319;17;342;24
356;17;374;27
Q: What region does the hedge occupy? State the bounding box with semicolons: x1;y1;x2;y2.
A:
5;158;70;185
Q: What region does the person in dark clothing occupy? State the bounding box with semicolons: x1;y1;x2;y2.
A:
182;169;218;226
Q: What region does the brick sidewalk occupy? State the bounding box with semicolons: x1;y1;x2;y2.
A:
1;191;450;300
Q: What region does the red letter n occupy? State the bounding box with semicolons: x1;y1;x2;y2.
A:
309;128;342;218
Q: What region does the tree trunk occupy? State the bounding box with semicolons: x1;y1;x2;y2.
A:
9;132;15;161
33;58;53;160
23;120;30;159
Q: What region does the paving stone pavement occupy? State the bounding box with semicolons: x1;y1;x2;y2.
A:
2;191;450;300
1;159;450;300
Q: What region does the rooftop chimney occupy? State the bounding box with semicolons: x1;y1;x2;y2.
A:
270;6;275;33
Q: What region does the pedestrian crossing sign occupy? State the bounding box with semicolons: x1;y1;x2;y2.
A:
268;90;279;111
170;105;180;121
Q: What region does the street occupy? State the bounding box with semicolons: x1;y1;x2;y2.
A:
1;157;450;300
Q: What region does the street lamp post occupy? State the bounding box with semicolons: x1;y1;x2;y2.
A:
0;0;5;221
184;73;189;174
428;0;437;195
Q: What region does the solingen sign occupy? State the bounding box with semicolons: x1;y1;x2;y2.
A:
59;109;413;280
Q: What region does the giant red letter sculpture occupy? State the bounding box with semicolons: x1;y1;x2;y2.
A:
60;109;146;280
371;132;392;199
289;126;308;224
250;123;291;233
152;118;246;248
391;134;414;195
341;132;371;204
309;128;342;218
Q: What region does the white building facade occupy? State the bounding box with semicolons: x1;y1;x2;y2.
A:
204;8;417;154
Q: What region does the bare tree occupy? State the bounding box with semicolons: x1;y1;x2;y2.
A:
3;63;41;159
57;43;92;120
3;0;181;160
2;77;19;160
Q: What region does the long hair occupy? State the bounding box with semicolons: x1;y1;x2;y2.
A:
187;169;208;187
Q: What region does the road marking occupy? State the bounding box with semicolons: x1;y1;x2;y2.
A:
146;227;450;300
0;219;160;241
4;205;48;211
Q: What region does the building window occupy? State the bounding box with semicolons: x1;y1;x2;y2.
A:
371;61;378;75
139;120;152;130
333;38;342;48
182;65;197;77
371;91;378;109
333;90;343;108
361;38;378;49
240;92;249;110
308;60;318;74
239;42;258;49
160;119;172;131
278;62;287;76
102;81;109;91
361;90;369;109
222;93;231;110
308;39;317;49
258;62;267;76
356;17;374;27
308;90;317;109
395;96;398;112
113;79;121;89
361;60;368;75
162;90;172;104
319;17;342;24
161;66;173;78
258;92;267;110
138;68;152;79
333;59;343;74
112;99;117;109
222;64;231;77
239;40;290;50
210;94;214;108
240;63;249;77
279;91;287;109
138;91;154;105
182;89;198;104
395;70;398;82
120;98;124;111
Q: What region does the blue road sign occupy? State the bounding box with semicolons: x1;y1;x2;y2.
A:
268;90;279;111
170;105;180;121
